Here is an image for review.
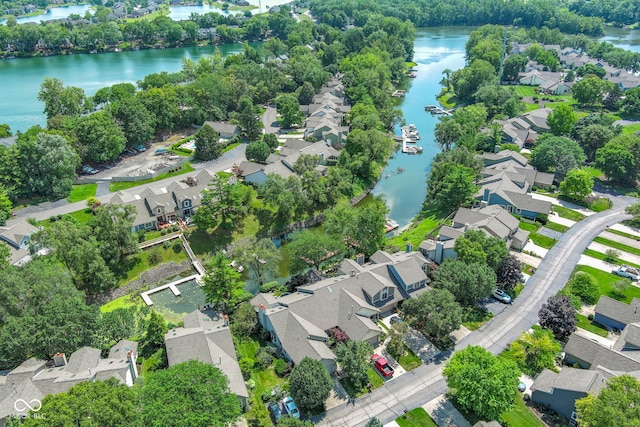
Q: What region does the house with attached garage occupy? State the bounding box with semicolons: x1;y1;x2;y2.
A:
593;296;640;332
201;121;241;140
164;309;249;410
251;250;430;372
0;340;138;424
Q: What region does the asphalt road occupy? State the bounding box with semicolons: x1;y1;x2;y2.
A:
314;193;637;427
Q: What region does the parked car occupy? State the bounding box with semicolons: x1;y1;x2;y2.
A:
136;144;146;152
390;315;403;325
493;288;512;304
268;401;282;423
282;397;300;419
372;354;394;377
612;265;639;281
81;165;98;175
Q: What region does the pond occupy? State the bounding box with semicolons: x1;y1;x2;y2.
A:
148;279;206;323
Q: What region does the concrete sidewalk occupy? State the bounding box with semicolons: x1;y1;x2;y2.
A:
548;212;576;227
611;223;640;237
522;240;549;258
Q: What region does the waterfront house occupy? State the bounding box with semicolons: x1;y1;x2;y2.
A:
165;309;249;410
251;250;430;372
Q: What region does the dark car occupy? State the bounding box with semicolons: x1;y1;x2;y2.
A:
268;401;282;423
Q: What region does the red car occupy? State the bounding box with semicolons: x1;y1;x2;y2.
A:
372;354;394;377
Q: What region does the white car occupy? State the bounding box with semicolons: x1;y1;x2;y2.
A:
493;289;512;304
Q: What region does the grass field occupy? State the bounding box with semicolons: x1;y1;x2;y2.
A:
109;163;195;192
397;347;422;371
502;393;545;427
39;208;94;227
583;166;604;179
396;407;438;427
341;368;385;397
573;265;640;303
519;221;556;249
576;314;609;337
117;243;188;287
622;123;640;135
553;205;586;222
386;204;448;250
593;236;640;257
544;221;569;233
100;293;145;313
512;85;536;97
67;184;97;203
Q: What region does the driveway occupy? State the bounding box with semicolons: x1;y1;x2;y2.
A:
548;212;576;227
531;193;596;216
611;223;640;237
261;106;280;135
600;230;640;250
314;193;635;426
538;226;563;240
588;241;640;265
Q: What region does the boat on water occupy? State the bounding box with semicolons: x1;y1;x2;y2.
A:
385;218;399;233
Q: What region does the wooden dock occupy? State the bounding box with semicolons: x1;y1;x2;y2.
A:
140;274;199;306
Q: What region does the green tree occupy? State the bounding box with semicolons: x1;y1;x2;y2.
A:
335;340;373;390
450;59;497;103
140;360;242;427
17;132;80;198
0;242;10;270
0;124;11;138
95;306;145;350
434;260;496;306
22;378;139;427
547;104;577;136
575;124;615;161
202;253;248;312
0;185;12;226
627;203;640;228
568;271;600;305
576;375;640;427
560;169;594;201
434;117;462;152
276;94;303;128
298;81;316;105
538;295;577;341
287;229;344;274
572;76;612;106
112;96;156;148
443;346;520;421
262;133;279;150
246;140;271;163
402;288;463;342
289;357;333;411
324;198;387;257
141;310;167;357
505;325;561;376
621;87;640;117
230;302;257;338
531;135;586;176
278;418;314;427
74;110;127;163
194;124;222;161
234;237;282;285
237;95;263;140
386;321;409;360
38;77;86;120
434;165;478;212
195;175;247;230
596;135;640;185
454;229;508;271
90;203;138;272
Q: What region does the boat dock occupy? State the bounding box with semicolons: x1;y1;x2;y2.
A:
385;218;399;233
392;90;406;97
399;124;424;155
140;274;199;306
424;105;453;116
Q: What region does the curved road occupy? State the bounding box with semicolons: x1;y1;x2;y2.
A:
314;193;637;427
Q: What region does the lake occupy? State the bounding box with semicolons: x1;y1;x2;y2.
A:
1;5;92;25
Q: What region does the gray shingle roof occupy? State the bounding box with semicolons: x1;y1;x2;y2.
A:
595;296;640;326
532;367;604;394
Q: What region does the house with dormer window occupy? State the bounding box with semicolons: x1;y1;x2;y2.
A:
251;250;430;372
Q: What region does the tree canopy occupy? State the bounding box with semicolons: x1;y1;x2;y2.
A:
531;135;586;176
289;357;333;411
538;295;577;341
402;288;463;342
576;375;640;427
434;260;496;306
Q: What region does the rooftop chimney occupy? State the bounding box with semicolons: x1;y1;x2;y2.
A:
53;353;67;367
350;270;356;277
356;253;365;265
406;242;413;253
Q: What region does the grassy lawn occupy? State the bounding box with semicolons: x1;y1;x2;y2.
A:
530;233;556;249
396;407;438;427
187;214;260;258
622;123;640;135
553;206;586;222
223;142;241;153
341;368;384;397
117;243;188;287
397;347;422;371
583;248;640;270
67;184;97;203
109;163;195;192
39;208;95;227
386;204;449;250
573;265;640;303
519;221;540;233
502;393;545;427
583;166;604;179
593;236;640;257
100;293;145;313
544;221;569;233
512;85;536;97
576;314;609;337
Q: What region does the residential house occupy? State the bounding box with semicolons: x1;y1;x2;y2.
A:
419;204;530;264
202;121;241;140
593;295;640;331
518;70;563;86
110;169;214;231
0;221;39;265
530;367;609;421
563;331;640;371
251;250;430;372
0;341;138;423
539;79;573;95
165;309;249;410
481;150;555;189
494;108;552;148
